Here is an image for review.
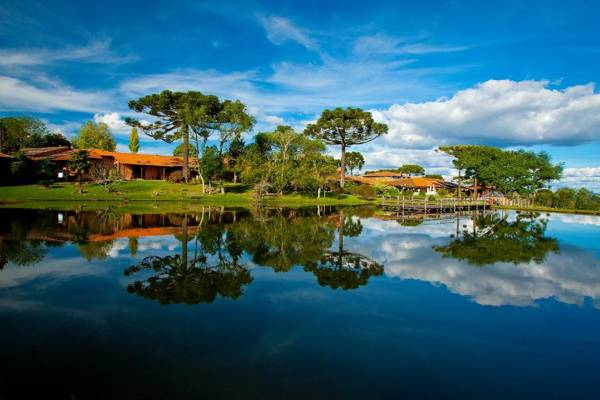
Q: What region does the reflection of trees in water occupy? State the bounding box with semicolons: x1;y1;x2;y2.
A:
233;209;335;272
124;215;253;305
0;211;63;269
1;206;383;298
435;212;559;266
303;210;383;290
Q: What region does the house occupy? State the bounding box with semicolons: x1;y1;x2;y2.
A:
387;177;457;195
362;171;408;179
25;147;196;181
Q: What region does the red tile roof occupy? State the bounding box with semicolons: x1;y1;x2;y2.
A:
44;149;197;167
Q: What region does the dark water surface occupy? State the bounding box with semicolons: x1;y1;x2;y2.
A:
1;206;600;399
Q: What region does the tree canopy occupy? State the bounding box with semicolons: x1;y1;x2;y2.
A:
128;127;139;153
0;117;70;152
345;151;365;175
72;121;116;151
398;164;425;175
305;107;387;188
439;145;563;196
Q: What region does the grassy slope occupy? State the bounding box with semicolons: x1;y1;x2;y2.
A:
0;181;371;212
493;204;600;216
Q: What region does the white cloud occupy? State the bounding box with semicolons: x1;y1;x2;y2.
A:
264;115;285;126
94;112;128;130
258;15;317;50
350;216;600;308
0;40;136;67
374;79;600;149
556;167;600;191
0;75;113;113
353;34;467;56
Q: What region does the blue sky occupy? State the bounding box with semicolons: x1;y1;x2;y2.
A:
1;0;600;189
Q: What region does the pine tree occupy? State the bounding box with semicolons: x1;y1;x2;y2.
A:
129;127;139;153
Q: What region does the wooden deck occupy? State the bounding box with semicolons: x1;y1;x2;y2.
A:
379;197;489;213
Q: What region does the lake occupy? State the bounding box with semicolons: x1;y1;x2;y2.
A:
1;206;600;399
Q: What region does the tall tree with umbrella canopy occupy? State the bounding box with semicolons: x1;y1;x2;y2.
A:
126;90;223;183
304;107;387;188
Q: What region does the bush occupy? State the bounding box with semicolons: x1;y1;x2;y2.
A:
168;170;184;183
352;184;375;199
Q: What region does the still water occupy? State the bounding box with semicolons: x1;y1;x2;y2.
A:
1;206;600;399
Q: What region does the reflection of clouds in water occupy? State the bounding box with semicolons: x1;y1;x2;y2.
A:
108;238;129;258
361;217;472;238
0;256;102;289
356;220;600;308
137;236;180;253
553;214;600;226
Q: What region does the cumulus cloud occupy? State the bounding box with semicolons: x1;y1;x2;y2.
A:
558;167;600;191
374;79;600;149
258;15;317;50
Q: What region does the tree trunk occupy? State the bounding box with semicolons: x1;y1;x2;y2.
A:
472;176;478;200
457;169;462;199
182;126;189;183
340;143;346;189
181;214;188;268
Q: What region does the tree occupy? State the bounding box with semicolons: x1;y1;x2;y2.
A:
127;90;226;184
38;132;71;148
128;127;139;153
305;107;387;188
345;151;364;175
0;117;52;152
68;150;91;192
72;121;116;151
173;143;198;157
398;164;425;176
217;100;255;156
439;145;562;198
435;213;559;266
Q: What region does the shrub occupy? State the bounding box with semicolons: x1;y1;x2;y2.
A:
352;184;375;199
168;170;184;183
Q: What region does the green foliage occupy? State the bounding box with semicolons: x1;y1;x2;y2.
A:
35;158;55;187
345;151;365;175
68;150;91;189
128;127;139;153
72;121;116;151
425;174;444;180
435;213;559;266
373;184;400;198
352;184;376;199
0;116;52;152
127;90;253;184
305;107;387;188
398;164;425;175
533;187;600;211
173;142;198;157
9;152;35;182
239;126;335;195
439;145;563;196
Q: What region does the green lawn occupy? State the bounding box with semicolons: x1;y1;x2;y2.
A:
0;180;371;211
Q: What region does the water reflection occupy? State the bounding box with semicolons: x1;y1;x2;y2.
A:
124;215;253;305
435;212;559;266
2;207;600;308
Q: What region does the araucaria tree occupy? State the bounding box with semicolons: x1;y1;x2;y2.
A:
128;127;139;153
345;151;364;175
305;108;387;188
126;91;221;183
